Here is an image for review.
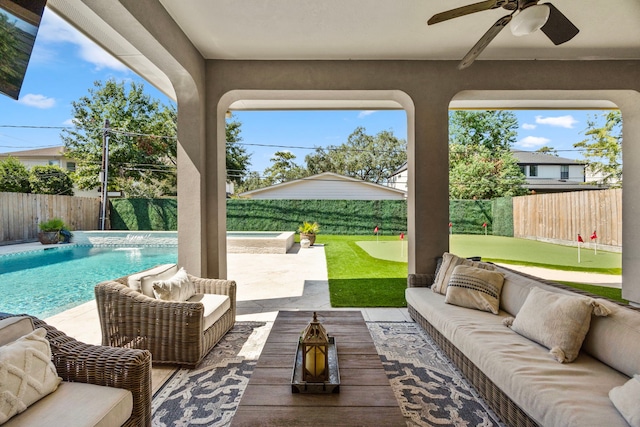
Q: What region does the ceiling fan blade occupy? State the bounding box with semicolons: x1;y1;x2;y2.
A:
428;0;514;25
458;14;512;70
540;3;579;45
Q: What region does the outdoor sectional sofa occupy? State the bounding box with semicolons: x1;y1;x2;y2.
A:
406;253;640;427
95;264;236;367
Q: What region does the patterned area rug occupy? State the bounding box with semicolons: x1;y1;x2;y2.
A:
152;321;504;427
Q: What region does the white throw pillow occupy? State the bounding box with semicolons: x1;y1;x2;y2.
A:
445;265;505;314
503;287;611;363
0;328;62;424
152;267;195;301
609;374;640;427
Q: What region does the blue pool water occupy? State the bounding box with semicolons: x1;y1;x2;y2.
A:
0;245;177;319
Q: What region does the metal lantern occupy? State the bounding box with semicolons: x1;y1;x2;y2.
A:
300;312;329;382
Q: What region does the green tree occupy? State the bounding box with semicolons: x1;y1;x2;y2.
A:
574;111;622;187
449;144;527;199
226;114;251;185
305;127;406;184
536;146;558;156
0;156;30;193
235;171;264;194
29;165;74;196
263;151;307;185
61;80;177;198
449;110;518;151
0;12;21;95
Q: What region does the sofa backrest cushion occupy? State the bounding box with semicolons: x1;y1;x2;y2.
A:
152;267;196;301
0;317;34;347
582;299;640;378
127;264;178;297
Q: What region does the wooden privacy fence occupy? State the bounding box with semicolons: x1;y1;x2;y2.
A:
513;188;622;247
0;192;101;244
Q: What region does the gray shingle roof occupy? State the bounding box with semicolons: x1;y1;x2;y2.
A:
511;150;585;165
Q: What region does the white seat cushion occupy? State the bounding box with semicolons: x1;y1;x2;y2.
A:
187;294;231;331
3;381;132;427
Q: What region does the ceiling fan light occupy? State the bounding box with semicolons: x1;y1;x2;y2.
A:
510;5;550;37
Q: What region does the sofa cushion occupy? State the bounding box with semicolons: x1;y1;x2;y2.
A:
582;299;640;378
140;265;179;298
0;328;62;424
187;294;231;331
432;252;495;295
444;265;505;314
0;317;34;347
127;263;177;295
3;381;132;427
152;267;195;301
609;374;640;427
406;287;631;427
504;286;610;363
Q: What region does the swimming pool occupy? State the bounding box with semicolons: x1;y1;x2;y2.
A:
0;245;177;319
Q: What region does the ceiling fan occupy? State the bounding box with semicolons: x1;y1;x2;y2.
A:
428;0;579;70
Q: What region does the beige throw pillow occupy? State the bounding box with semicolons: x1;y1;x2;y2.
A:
503;287;611;363
445;265;505;314
609;374;640;427
432;252;495;295
152;267;195;301
0;328;62;424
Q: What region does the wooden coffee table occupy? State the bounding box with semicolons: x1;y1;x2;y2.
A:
232;310;406;426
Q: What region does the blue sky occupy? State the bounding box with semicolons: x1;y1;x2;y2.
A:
0;8;608;175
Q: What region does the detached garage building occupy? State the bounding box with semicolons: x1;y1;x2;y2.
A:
238;172;407;200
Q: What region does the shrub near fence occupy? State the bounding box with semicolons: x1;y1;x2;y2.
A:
227;199;407;235
0;192;100;244
110;198;177;231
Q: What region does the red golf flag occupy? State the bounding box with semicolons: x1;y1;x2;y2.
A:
448;222;452;228
591;231;598;240
482;222;487;228
400;232;404;240
374;226;379;234
578;234;584;243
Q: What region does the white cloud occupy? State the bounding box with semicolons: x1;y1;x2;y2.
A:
535;115;578;129
38;9;129;72
18;94;56;109
517;136;551;148
358;111;376;118
62;118;77;126
522;123;536;130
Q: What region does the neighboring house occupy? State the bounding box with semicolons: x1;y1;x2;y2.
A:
239;172;407;200
0;146;97;197
512;150;602;193
388;151;604;194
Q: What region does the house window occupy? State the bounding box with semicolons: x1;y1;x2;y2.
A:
519;165;525;174
529;165;538;177
48;160;58;166
561;165;569;180
66;162;76;172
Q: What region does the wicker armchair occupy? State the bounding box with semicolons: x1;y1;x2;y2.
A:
95;270;236;367
0;313;151;427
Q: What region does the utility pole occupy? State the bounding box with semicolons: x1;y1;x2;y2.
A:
100;119;110;230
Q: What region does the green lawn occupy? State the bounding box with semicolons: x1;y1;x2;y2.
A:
318;235;407;307
319;234;623;307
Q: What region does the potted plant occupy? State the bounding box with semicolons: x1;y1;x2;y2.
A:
38;218;72;245
298;221;320;246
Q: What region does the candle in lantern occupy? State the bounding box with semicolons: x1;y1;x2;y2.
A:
305;346;326;377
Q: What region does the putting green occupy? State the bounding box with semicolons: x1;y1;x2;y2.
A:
356;241;408;262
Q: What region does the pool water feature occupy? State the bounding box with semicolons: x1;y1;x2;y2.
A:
0;245;177;319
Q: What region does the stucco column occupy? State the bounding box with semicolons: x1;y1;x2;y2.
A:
409;97;450;275
619;93;640;305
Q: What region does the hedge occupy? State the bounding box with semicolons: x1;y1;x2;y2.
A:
110;197;513;236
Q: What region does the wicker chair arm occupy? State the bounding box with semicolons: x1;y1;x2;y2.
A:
188;275;236;296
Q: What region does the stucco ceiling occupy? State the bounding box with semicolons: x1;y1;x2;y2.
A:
47;0;640;109
157;0;640;61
